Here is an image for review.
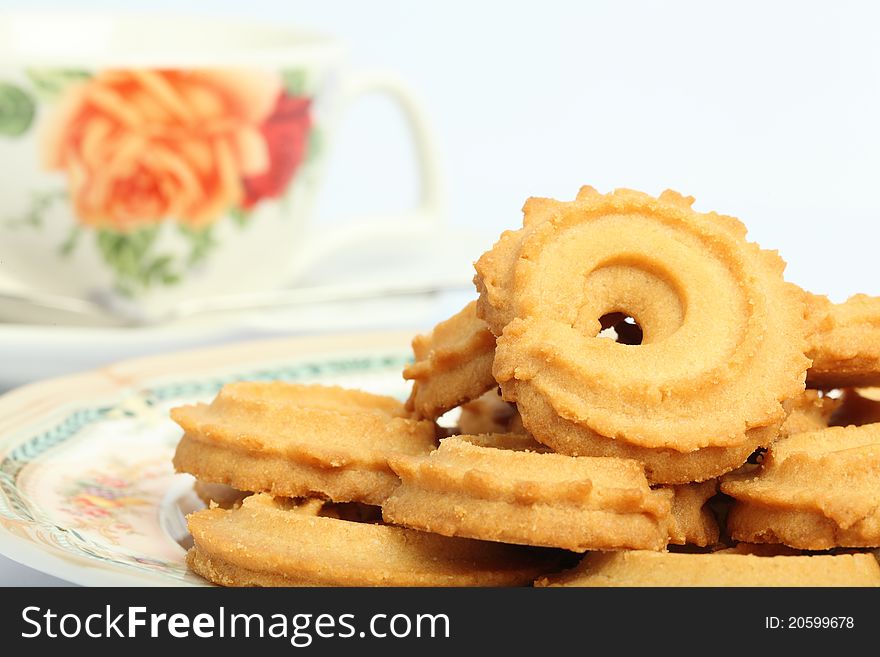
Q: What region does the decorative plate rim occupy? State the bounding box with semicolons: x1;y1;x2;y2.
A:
0;330;416;586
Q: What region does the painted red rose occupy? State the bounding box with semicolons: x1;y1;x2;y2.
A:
242;92;312;208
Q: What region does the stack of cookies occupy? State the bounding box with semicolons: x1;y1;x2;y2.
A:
171;187;880;586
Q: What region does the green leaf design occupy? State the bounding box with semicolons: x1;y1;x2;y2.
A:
281;69;307;96
25;68;91;101
178;224;218;265
306;126;323;164
228;206;251;228
0;83;35;137
58;226;82;257
4;189;67;228
95;226;182;296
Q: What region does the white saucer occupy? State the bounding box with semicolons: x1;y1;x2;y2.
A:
0;228;487;391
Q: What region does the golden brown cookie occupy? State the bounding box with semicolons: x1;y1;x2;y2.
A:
806;293;880;388
665;480;720;547
509;384;776;484
535;548;880;587
456;389;525;435
383;434;673;552
780;389;840;438
475;187;808;483
403;301;497;420
186;494;559;587
172;382;436;505
721;424;880;549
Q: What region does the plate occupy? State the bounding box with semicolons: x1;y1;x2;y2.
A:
0;331;414;586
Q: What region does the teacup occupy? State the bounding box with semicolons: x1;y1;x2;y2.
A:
0;13;443;323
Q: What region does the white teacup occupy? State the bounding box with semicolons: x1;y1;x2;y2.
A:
0;13;443;323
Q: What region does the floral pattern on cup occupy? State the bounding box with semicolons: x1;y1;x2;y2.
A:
1;68;317;295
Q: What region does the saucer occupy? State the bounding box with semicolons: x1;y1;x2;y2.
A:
0;227;487;391
0;286;474;392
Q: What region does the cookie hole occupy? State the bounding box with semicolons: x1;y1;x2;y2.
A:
597;312;643;345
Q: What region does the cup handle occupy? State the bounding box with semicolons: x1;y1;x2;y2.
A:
287;70;446;282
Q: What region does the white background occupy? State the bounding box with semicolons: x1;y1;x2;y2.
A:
1;0;879;584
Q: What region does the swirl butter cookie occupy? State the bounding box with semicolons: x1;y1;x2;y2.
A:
721;424;880;549
403;301;497;420
806;293;880;388
187;494;559;587
779;390;840;438
383;434;673;552
172;382;436;505
475;187;809;483
535;547;880;587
